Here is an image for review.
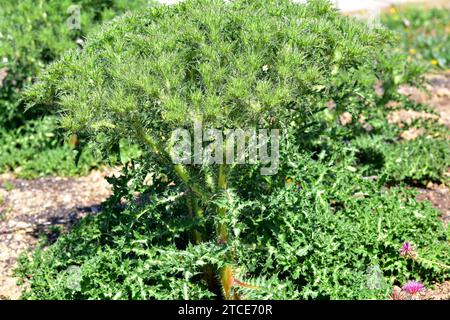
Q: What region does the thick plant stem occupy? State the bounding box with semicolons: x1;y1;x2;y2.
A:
187;196;203;244
192;196;204;243
217;164;235;299
135;126;208;200
137;127;238;298
217;164;228;244
174;164;190;184
220;265;234;300
136;126;163;157
136;127;210;244
174;164;210;201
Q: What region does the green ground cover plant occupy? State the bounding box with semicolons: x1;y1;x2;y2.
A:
16;152;450;299
17;0;449;300
0;116;97;177
349;97;449;186
353;134;449;185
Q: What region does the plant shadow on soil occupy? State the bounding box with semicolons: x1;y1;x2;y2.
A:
30;205;103;245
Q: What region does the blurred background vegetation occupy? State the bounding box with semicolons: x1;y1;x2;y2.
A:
0;0;149;178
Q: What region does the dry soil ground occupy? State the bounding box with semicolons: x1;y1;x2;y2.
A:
0;169;114;299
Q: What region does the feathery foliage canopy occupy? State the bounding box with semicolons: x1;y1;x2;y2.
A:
28;0;392;146
0;0;150;128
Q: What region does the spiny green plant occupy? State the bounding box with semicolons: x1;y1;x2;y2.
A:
16;152;450;299
25;0;396;298
353;135;449;185
23;0;449;299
